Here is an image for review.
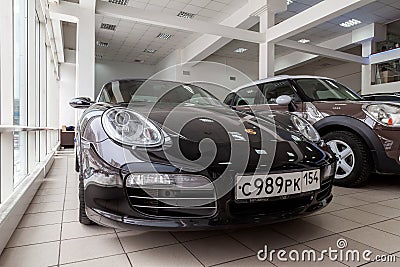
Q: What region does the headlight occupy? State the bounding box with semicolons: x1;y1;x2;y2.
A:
102;108;163;147
364;104;400;127
291;115;321;143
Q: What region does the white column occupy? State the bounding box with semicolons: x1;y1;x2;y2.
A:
75;7;95;100
259;11;275;79
361;40;372;94
0;0;15;203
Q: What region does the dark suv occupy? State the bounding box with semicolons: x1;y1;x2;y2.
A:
224;75;400;187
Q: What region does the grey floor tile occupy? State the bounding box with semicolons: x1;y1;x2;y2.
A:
379;198;400;209
342;226;400;253
128;243;202;267
355;203;400;218
311;202;349;215
6;224;61;248
18;211;63;228
31;194;65;204
64;199;79;210
171;230;224;243
215;255;275;267
61;254;131;266
61;221;115;240
305;234;387;267
348;191;400;203
183;235;254;266
270;219;334;242
0;241;59;267
25;201;64;214
331;208;388;225
332;195;370;207
63;209;79;223
36;187;66;196
60;233;123;264
302;213;362;233
370;219;400;237
228;226;298;251
117;230;178;253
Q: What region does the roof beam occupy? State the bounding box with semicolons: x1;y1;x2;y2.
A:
266;0;376;43
277;39;369;64
51;19;64;63
95;1;265;44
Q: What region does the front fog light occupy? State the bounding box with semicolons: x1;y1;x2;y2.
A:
126;173;213;189
322;163;336;181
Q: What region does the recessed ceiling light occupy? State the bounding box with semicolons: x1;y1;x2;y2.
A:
144;48;157;54
234;48;248;53
177;11;195;19
298;39;310;44
287;0;294;5
100;23;116;31
108;0;129;5
157;33;173;40
95;54;103;59
339;18;362;28
96;41;109;47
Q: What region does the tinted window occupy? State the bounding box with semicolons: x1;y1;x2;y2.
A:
234;86;261;106
295;78;361;101
98;80;223;107
260;80;296;104
224;93;236;105
369;96;400;102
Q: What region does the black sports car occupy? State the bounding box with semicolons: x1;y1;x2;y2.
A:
70;79;336;230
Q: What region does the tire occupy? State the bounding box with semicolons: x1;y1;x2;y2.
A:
323;131;371;187
79;173;94;225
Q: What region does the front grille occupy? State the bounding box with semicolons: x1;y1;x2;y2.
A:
229;195;312;217
126;184;217;218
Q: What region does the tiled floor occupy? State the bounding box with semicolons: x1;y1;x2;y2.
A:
1;150;400;266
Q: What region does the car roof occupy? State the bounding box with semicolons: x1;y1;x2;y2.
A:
231;75;334;93
362;92;400;96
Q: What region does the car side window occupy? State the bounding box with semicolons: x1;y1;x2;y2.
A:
234;86;261;106
260;80;297;104
223;93;236;106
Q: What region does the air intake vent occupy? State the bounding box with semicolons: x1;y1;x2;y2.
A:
183;70;191;76
108;0;129;5
230;76;236;81
100;23;116;31
177;11;195;19
96;41;109;47
144;48;157;54
134;59;144;63
157;33;173;40
95;54;103;59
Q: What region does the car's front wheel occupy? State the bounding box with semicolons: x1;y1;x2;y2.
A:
324;131;371;187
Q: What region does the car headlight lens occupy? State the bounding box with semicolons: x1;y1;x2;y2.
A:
291;115;321;143
364;104;400;127
102;108;163;147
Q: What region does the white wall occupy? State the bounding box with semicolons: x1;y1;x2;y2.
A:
59;64;76;127
95;60;156;97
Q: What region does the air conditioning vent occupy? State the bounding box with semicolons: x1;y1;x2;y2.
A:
108;0;129;6
100;23;116;31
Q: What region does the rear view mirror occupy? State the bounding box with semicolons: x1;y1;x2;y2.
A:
276;95;297;112
69;97;93;109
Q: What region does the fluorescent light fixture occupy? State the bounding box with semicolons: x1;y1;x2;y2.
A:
339;19;362;28
95;54;103;59
100;23;116;31
298;39;310;44
177;11;195;19
157;33;173;40
287;0;294;5
144;48;157;54
108;0;129;5
96;41;109;47
234;48;248;53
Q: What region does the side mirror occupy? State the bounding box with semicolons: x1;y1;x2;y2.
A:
276;95;297;112
69;97;93;109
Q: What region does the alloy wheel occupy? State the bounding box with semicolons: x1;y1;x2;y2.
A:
327;140;355;179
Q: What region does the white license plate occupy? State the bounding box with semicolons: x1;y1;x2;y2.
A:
235;170;320;200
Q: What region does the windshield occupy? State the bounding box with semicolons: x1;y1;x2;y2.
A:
294;78;362;101
97;80;223;107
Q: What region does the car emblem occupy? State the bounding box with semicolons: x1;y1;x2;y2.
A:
245;129;257;135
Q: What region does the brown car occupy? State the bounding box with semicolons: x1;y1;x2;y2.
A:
224;75;400;187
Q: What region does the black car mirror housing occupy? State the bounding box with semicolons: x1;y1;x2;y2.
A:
70;97;94;109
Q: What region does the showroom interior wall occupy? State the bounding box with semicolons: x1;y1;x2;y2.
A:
0;0;61;253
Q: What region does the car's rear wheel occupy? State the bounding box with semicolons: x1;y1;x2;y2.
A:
79;173;94;225
324;131;371;187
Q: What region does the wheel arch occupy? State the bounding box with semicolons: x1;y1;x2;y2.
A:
313;115;384;171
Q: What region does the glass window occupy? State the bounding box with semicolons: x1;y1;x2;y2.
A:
234;86;260;106
260;80;297;104
13;0;28;185
294;78;361;101
223;93;236;106
98;80;223;107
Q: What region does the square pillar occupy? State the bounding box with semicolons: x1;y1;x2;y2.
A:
361;40;372;94
259;11;275;79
